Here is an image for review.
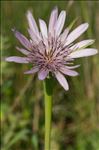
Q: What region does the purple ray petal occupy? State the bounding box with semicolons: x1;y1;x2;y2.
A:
65;23;89;46
38;69;49;80
12;29;32;50
70;39;95;50
55;11;66;37
39;19;48;39
48;7;58;36
60;67;79;76
5;56;29;63
27;11;39;35
55;71;69;91
28;28;41;44
69;48;98;58
16;47;30;55
24;67;39;74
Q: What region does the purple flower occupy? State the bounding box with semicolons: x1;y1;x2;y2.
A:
6;7;98;90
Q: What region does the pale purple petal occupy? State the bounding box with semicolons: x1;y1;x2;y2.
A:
69;48;98;58
28;28;41;44
55;72;69;91
5;56;29;63
48;7;58;36
27;11;39;35
38;69;49;80
24;67;39;74
65;23;89;46
60;67;79;76
39;19;48;38
16;47;30;55
55;11;66;37
12;29;32;50
70;39;95;50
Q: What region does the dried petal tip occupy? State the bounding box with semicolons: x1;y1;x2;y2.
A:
11;28;16;32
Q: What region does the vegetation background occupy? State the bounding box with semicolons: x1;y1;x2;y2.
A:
1;1;99;150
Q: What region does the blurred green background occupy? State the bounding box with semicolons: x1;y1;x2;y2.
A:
1;1;99;150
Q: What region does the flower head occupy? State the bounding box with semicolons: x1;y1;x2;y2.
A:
6;7;98;90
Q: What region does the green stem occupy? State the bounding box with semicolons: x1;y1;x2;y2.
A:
43;77;53;150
